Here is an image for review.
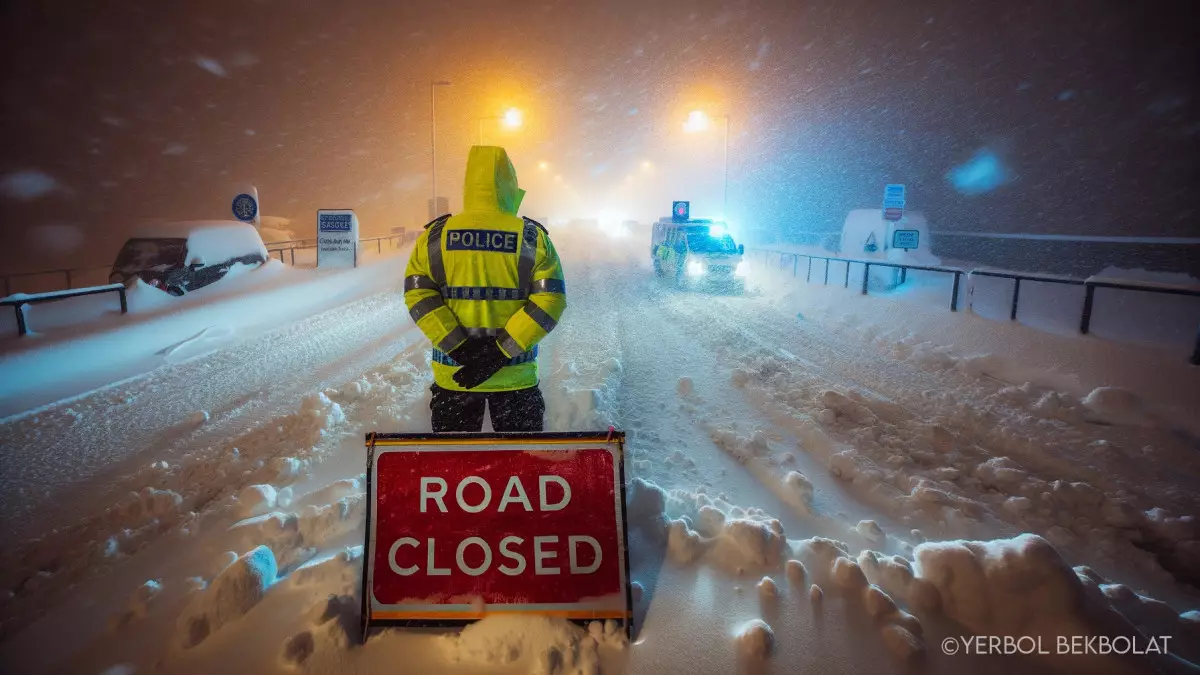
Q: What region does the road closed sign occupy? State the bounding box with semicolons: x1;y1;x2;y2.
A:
361;432;632;638
317;209;359;269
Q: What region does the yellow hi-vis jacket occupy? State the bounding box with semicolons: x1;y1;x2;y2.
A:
404;146;567;392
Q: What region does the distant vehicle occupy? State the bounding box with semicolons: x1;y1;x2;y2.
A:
651;217;747;292
109;220;269;296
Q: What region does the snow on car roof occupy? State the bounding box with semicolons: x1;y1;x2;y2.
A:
129;220;267;264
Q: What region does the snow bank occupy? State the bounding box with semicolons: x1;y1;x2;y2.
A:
913;534;1200;668
176;545;277;649
733;619;774;660
440;615;625;675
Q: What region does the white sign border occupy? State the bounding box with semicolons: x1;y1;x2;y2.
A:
361;433;632;639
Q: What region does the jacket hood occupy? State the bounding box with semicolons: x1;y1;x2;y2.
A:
463;145;525;214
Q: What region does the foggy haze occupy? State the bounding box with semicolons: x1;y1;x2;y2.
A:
1;0;1197;274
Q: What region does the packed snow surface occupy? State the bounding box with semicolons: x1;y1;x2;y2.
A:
0;224;1197;674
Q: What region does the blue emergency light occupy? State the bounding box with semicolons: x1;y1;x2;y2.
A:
672;201;690;221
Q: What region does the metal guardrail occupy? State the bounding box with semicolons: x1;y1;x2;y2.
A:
755;249;1200;365
0;265;112;297
4;232;412;295
265;233;407;264
2;283;128;336
759;250;966;311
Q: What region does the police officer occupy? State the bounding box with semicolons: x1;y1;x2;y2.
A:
404;146;566;432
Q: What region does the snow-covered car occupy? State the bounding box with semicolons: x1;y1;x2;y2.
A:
109;220;269;296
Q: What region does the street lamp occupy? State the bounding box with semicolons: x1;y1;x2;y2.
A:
478;107;523;144
683;110;730;218
430;80;451;216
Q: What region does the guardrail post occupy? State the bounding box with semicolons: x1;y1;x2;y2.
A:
844;261;851;288
950;272;961;312
1080;283;1095;334
899;268;907;285
1192;323;1199;366
823;259;829;285
64;269;73;289
1010;278;1021;320
792;255;797;277
806;257;812;282
291;248;296;265
377;239;382;254
862;263;870;295
15;305;27;336
119;286;128;314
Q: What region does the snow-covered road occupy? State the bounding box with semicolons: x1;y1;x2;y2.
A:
1;227;1197;674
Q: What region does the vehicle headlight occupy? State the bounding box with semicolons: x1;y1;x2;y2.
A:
686;260;706;276
735;260;749;277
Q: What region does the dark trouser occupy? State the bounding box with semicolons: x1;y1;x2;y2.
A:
430;384;546;432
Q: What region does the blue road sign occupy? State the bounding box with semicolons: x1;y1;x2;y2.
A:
672;201;690;221
232;193;258;222
892;229;920;249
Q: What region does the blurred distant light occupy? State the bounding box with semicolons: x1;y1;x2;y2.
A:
947;149;1010;195
683;110;711;133
708;224;726;237
503;108;523;129
538;161;549;170
553;174;563;182
641;160;653;170
597;210;630;238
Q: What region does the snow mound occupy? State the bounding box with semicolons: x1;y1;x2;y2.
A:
909;530;1199;669
441;614;622;675
881;624;923;663
237;484;278;517
1081;386;1153;425
782;471;814;507
175;545;277;649
757;576;779;602
108;579;163;631
785;559;807;587
734;619;775;660
913;534;1084;636
856;519;885;545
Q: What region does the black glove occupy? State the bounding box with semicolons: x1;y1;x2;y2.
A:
448;337;495;368
452;339;510;389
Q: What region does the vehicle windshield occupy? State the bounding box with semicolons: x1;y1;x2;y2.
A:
687;233;738;254
112;238;187;275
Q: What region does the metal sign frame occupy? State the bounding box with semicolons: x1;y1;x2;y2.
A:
360;431;633;642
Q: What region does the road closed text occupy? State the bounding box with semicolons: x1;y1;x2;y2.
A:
386;475;601;577
370;444;624;608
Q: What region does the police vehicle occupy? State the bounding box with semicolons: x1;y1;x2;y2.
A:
650;201;747;292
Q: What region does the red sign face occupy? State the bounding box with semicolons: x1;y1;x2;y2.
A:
369;444;625;617
884;207;904;222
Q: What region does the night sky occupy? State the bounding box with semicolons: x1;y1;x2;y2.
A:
2;0;1197;274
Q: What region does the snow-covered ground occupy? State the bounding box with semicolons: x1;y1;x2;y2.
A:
1;226;1198;674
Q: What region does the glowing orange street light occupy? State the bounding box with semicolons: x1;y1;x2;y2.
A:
683;109;730;217
478;107;524;144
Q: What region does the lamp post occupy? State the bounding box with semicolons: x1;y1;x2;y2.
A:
478;108;523;145
683;110;731;218
430;80;451;216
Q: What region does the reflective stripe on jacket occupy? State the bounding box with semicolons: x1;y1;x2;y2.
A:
403;145;567;392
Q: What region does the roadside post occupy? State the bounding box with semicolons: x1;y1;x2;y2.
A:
360;431;633;641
